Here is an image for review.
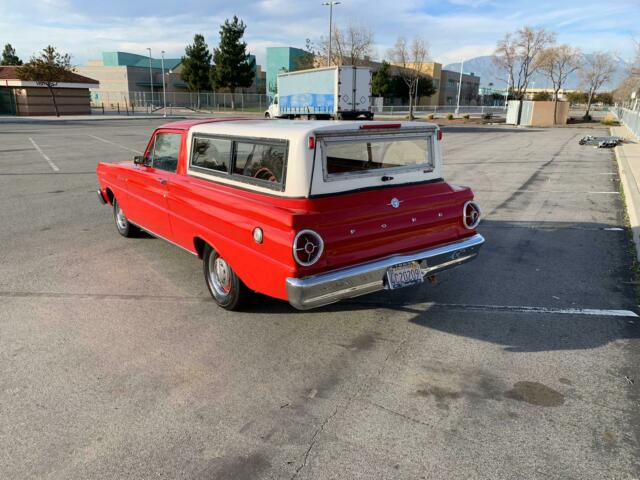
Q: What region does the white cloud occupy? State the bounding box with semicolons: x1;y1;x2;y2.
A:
0;0;637;69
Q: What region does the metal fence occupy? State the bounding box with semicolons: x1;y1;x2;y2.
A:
372;104;507;117
90;91;271;113
88;89;508;118
614;107;640;139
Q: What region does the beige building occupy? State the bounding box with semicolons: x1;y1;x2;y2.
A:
0;66;98;116
77;51;266;108
388;61;479;106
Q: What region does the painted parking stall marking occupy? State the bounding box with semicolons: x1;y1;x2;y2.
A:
28;137;59;172
89;134;143;154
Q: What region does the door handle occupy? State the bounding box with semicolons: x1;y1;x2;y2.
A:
157;178;167;185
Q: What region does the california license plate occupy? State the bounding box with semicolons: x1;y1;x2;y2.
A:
386;261;424;290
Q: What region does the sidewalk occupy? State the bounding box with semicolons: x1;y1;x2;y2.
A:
612;125;640;260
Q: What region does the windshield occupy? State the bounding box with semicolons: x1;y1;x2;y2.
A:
323;135;433;178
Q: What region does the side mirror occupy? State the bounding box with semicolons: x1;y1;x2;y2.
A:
134;155;147;165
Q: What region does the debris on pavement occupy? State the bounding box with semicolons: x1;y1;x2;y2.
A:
578;135;622;148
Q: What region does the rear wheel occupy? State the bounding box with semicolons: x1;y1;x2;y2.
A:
203;245;249;310
265;112;271;118
113;198;139;237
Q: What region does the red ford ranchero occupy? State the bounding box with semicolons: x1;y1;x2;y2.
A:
96;118;484;310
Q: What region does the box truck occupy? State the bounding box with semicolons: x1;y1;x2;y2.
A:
265;66;372;120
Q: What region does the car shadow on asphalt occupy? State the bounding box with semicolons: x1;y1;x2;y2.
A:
244;218;640;353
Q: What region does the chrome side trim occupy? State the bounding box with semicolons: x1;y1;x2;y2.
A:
97;189;107;205
286;233;484;310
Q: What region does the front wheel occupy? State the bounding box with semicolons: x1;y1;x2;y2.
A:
203;245;249;310
113;198;139;237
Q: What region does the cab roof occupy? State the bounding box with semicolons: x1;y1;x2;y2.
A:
179;119;437;140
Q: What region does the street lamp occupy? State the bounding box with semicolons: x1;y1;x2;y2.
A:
146;47;154;108
322;2;340;67
161;50;167;117
455;60;464;115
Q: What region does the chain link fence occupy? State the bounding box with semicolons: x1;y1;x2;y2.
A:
89;90;507;118
614;107;640;139
90;91;271;114
372;105;507;117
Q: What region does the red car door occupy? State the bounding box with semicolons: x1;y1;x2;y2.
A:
124;130;183;240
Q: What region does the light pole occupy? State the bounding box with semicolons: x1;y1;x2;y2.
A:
146;47;154;108
322;2;340;67
161;50;167;117
504;71;510;109
455;60;464;115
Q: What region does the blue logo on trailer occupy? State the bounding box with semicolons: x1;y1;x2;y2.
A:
280;93;334;113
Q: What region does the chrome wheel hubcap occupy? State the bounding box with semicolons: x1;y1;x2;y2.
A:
209;255;232;296
116;206;127;230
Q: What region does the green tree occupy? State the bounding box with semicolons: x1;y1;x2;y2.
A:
566;90;588;104
595;91;613;105
16;46;73;117
1;43;22;65
181;34;212;109
372;61;392;97
390;74;436;102
532;91;552;101
211;16;255;109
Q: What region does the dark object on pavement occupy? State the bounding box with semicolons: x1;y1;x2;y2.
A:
578;135;621;148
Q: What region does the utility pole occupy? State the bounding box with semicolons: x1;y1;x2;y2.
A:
146;47;154;108
504;71;510;109
455;60;464;115
161;50;167;117
322;2;340;67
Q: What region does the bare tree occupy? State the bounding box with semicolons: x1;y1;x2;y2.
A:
316;24;374;66
580;52;617;120
493;26;555;99
388;36;429;120
538;45;581;123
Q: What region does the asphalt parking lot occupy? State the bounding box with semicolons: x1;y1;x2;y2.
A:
1;117;639;479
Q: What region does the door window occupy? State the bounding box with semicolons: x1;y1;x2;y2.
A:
152;133;181;172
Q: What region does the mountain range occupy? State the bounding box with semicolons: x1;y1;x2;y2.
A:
443;54;629;91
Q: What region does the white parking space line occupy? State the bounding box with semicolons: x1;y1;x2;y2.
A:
426;303;639;317
474;189;618;194
88;134;143;154
28;137;59;172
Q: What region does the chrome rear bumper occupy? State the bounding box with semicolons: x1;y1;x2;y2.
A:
286;234;484;310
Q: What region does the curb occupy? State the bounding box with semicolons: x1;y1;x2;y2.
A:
612;125;640;262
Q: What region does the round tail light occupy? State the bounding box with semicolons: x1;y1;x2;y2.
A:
293;229;324;266
463;200;482;229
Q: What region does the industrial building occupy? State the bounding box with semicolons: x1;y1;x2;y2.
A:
77;51;266;107
264;46;481;106
266;47;312;96
438;68;480;105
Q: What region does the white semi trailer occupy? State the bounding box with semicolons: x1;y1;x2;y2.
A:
265;66;372;120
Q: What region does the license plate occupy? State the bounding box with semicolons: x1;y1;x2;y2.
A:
386;261;424;290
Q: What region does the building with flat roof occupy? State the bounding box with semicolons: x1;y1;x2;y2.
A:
266;47;313;96
438;69;480;106
77;51;265;107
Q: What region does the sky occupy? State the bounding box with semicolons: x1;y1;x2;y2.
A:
0;0;638;67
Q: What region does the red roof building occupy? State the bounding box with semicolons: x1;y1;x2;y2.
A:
0;66;99;116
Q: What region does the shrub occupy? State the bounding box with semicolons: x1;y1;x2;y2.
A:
482;113;493;120
427;114;434;120
463;114;470;120
600;115;619;126
446;113;454;120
